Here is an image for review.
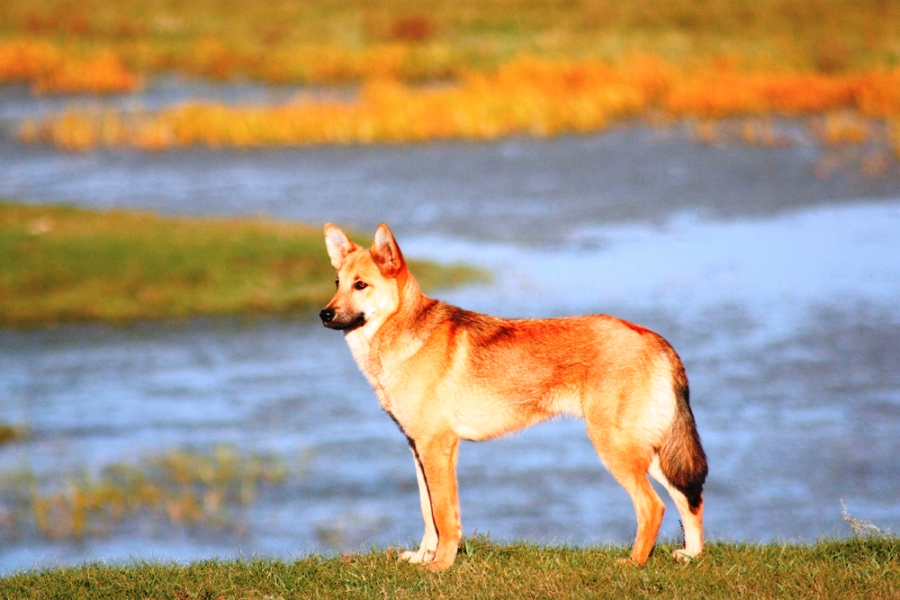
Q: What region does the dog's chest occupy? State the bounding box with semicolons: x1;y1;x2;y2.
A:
343;328;426;428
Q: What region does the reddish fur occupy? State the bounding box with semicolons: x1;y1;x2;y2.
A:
622;319;654;336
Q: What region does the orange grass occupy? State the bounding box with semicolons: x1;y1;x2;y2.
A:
2;0;900;92
0;39;139;94
18;58;900;153
0;37;461;92
5;1;900;152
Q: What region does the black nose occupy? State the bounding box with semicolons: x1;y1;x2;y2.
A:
319;308;335;323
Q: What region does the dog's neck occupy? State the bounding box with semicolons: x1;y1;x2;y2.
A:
343;269;433;392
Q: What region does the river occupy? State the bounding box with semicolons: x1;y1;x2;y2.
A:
1;86;899;573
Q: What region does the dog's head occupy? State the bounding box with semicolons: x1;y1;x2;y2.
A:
319;223;406;332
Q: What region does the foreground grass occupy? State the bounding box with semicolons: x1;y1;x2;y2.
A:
0;537;897;599
0;202;483;326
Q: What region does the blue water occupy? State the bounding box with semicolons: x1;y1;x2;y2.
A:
1;89;899;573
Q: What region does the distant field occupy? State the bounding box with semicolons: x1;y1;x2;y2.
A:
3;1;900;151
2;0;899;90
0;536;897;599
0;202;483;326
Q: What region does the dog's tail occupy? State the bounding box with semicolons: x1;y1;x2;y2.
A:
658;364;707;509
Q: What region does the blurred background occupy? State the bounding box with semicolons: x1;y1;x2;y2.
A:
1;0;899;574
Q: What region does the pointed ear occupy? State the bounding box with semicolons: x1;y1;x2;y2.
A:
324;223;358;270
371;223;406;278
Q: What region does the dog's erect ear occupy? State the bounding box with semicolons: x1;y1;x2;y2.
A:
324;223;358;270
371;223;405;278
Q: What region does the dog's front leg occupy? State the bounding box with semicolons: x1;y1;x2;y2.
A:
399;445;438;564
409;432;462;571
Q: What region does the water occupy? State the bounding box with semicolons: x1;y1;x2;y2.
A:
1;87;899;573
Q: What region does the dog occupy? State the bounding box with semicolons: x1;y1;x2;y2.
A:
319;223;707;570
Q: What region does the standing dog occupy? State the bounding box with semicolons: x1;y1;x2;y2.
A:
319;223;707;570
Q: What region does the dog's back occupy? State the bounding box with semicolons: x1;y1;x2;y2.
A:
321;223;707;569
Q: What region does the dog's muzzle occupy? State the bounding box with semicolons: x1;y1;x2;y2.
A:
319;308;365;330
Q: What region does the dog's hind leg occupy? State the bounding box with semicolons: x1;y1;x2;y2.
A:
400;446;438;564
588;435;665;565
648;457;704;561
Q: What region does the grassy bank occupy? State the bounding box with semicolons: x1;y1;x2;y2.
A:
0;202;483;326
0;536;897;599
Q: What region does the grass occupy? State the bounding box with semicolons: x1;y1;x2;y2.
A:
4;1;900;151
0;446;287;540
0;536;897;599
0;424;26;445
16;62;900;151
1;0;899;90
0;202;485;326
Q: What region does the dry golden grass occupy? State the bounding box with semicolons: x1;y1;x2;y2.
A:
4;1;900;153
2;0;899;88
0;39;139;93
16;58;900;152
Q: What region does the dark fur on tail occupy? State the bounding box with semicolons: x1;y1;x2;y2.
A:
658;366;707;510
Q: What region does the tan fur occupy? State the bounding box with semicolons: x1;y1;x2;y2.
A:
320;223;708;570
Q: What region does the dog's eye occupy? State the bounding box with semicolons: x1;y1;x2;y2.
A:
353;280;368;291
334;279;339;289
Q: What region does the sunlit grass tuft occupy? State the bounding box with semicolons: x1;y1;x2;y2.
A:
0;39;140;94
0;423;26;445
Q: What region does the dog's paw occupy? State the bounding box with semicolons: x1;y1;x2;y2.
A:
399;548;436;564
425;557;454;571
672;548;699;564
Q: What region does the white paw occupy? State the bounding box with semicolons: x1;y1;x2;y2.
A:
672;548;699;563
399;548;436;564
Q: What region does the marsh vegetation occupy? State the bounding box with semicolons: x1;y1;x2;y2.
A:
0;446;287;541
0;201;483;326
2;0;900;151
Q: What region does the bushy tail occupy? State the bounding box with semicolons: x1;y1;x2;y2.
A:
658;367;707;509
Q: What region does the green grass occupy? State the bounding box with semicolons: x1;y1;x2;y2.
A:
0;536;897;599
0;201;485;326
